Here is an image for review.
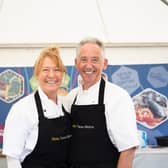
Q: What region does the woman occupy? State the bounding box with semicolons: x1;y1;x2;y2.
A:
3;46;71;168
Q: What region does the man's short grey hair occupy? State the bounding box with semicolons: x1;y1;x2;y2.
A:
76;37;105;57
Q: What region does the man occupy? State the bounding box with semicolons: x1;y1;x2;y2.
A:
63;37;139;168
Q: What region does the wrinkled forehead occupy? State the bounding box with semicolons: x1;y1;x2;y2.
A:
77;42;104;58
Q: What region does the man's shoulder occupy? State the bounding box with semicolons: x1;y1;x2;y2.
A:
62;87;79;113
105;80;130;96
67;87;79;96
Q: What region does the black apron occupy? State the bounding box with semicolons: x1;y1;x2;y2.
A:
21;91;71;168
70;78;120;168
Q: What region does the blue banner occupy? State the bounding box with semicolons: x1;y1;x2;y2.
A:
0;64;168;148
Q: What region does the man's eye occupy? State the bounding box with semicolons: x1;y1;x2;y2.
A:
92;58;99;63
80;58;87;62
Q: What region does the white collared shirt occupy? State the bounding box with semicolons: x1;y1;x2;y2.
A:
63;79;140;152
3;87;64;163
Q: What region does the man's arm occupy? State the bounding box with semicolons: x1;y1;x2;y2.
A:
117;147;136;168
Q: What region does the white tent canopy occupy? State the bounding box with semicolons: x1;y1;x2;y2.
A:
0;0;168;43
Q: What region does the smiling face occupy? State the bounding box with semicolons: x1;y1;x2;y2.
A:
37;57;63;98
33;47;66;100
75;42;108;90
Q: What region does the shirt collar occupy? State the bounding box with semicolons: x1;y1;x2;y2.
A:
78;79;101;94
37;87;64;118
37;86;50;101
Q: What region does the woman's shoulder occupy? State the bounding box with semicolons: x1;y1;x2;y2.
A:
11;92;36;112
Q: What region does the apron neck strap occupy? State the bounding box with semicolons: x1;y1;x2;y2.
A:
98;78;105;104
34;91;44;118
73;78;105;105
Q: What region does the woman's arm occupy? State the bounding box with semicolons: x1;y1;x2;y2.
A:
6;156;22;168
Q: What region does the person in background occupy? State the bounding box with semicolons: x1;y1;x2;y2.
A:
3;46;71;168
63;37;139;168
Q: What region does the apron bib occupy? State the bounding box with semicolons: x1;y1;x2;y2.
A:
70;78;120;168
22;91;71;168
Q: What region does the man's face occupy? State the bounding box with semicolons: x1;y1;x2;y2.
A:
75;43;108;90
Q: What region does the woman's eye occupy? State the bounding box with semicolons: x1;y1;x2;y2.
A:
42;68;60;73
42;68;49;72
54;68;60;72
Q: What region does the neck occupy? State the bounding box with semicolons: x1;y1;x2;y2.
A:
82;78;101;90
47;94;57;104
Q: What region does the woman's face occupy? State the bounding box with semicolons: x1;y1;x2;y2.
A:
37;57;63;97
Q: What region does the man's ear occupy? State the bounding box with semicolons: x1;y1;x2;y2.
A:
75;58;78;69
103;58;108;70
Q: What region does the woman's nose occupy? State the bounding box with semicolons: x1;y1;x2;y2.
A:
48;69;55;77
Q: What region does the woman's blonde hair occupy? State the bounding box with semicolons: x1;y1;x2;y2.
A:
33;46;66;77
